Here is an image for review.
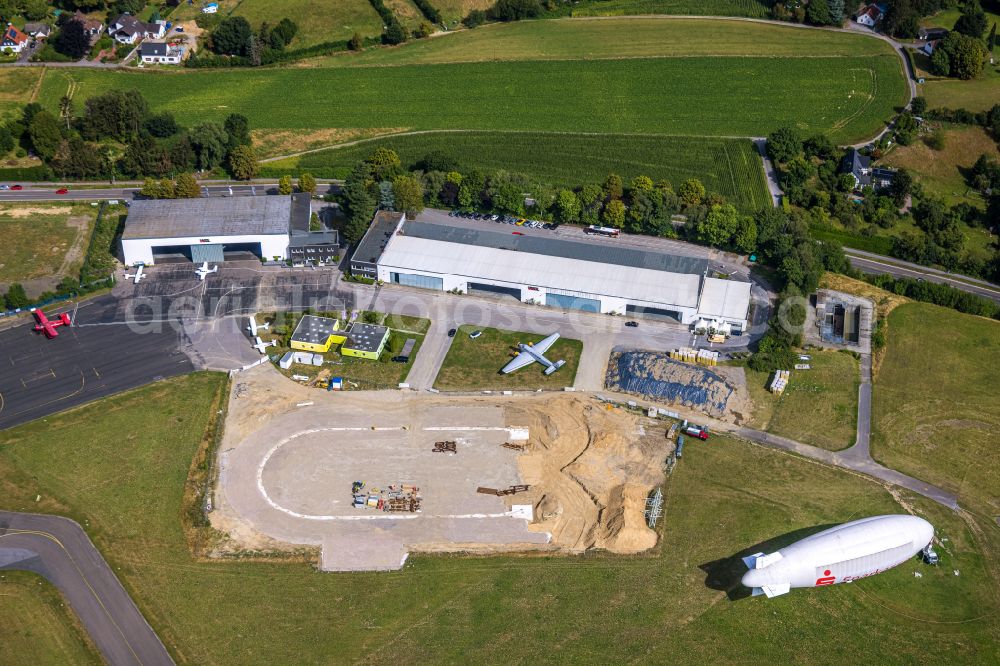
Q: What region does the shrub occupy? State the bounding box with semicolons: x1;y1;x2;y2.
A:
463;9;487;27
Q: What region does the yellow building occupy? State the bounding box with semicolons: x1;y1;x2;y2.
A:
290;315;346;353
341;323;390;360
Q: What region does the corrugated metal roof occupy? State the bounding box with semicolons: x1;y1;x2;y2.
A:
122;196;293;240
696;278;752;320
405;222;709;275
379;235;703;309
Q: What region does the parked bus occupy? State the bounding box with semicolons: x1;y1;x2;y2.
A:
585;225;620;238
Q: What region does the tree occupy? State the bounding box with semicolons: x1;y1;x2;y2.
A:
489;0;542;21
54;19;90;59
80;89;149;141
383;22;407;45
888;168;913;206
175;173;201;198
463;9;487;27
883;0;920;38
228;145;258;180
806;0;832;25
278;174;292;195
910;95;927;116
932;32;988;79
368;147;401;179
58;95;73;131
223;113;251;149
349;32;364;51
271;18;298;46
378;180;394;210
416;150;458;173
298;172;316;194
954;1;987;39
988;22;997;52
210;16;253;56
678;178;706;206
734;214;758;254
140;177;160;198
414;21;434;38
22;0;49;21
828;0;845;24
603;173;623;200
630;175;653;193
602;199;626;228
343;162;377;245
144;112;179;138
157;178;176;199
554;188;580;223
392;175;424;215
697;204;740;247
487;170;527;215
766;126;802;163
458;170;486;208
5;283;29;310
28;111;62;161
189;122;229;171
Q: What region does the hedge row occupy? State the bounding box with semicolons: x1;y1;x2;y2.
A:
186;35;383;68
0;165;52;181
413;0;442;23
866;274;1000;319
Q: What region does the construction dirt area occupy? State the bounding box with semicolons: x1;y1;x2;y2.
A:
212;365;673;571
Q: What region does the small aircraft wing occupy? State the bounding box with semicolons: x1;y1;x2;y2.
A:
758;583;790;598
501;351;536;374
532;332;560;355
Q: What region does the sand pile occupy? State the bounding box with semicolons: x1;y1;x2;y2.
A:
509;396;669;554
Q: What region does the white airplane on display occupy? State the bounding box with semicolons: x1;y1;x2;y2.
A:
123;265;145;284
252;336;277;354
246;314;269;336
501;332;566;375
195;261;218;281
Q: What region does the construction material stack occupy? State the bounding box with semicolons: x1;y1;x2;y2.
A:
769;370;790;394
351;481;423;513
669;348;719;366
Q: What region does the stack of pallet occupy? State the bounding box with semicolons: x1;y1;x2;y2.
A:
696;349;719;366
351;482;423;512
769;370;790;394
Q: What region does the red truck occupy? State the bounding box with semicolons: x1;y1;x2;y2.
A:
683;424;709;440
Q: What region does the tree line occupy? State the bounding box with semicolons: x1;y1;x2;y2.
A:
16;91;259;180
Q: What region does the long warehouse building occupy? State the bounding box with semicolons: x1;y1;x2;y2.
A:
361;215;752;331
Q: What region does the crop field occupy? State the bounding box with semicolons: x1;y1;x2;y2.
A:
0;372;997;662
263;131;771;209
434;325;582;390
38;54;906;145
569;0;774;18
744;351;859;451
230;0;385;46
319;18;896;67
872;302;1000;513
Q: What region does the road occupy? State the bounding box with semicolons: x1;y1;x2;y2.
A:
753;138;783;207
0;182;341;202
0;512;173;666
846;248;1000;304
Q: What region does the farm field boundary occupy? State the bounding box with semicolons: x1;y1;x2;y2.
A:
261;130;772;210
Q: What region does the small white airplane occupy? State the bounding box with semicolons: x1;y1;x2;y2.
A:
123;265;145;284
501;332;566;375
246;314;270;336
252;336;277;354
195;261;218;281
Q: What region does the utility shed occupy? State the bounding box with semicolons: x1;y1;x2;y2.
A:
341;323;390;360
290;315;346;353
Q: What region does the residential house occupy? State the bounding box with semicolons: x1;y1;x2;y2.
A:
841;148;872;189
855;5;882;27
73;11;105;37
921;40;938;56
109;14;165;44
871;167;897;191
23;22;51;39
139;41;183;64
1;24;29;53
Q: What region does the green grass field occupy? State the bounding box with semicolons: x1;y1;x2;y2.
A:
0;68;42;122
0;571;101;666
263;131;771;209
745;351;859;451
0;373;997;662
320;18;896;67
0;204;95;283
35;20;907;145
872;303;1000;511
434;325;582;389
231;0;385;47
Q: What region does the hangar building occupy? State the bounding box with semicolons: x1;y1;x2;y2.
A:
121;194;337;266
359;216;752;331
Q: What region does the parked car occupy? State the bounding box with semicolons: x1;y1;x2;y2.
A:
469;330;482;339
390;356;407;363
625;321;639;328
447;328;457;337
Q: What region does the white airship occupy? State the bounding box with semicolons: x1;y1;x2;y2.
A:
741;514;934;598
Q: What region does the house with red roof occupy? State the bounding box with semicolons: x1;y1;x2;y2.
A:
1;24;29;53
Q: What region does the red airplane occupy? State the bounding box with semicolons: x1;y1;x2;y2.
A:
33;309;72;339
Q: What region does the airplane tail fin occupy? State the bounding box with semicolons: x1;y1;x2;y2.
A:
741;551;782;570
544;359;566;375
750;583;790;598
